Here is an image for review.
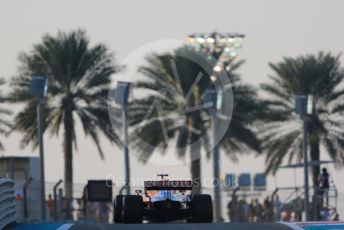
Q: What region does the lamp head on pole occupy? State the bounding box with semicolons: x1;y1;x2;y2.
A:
115;81;132;107
295;94;314;118
307;95;314;115
30;76;48;99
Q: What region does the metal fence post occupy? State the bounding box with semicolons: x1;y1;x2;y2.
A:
23;177;33;219
57;188;63;221
53;180;63;221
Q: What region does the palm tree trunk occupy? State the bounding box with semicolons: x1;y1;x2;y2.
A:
190;133;202;194
310;135;320;221
310;115;320;188
63;108;73;220
191;158;201;194
310;141;320;188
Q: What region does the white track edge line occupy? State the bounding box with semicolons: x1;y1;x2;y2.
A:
56;223;75;230
279;222;305;230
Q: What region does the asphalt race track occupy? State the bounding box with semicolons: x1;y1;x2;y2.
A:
73;223;293;230
13;223;295;230
69;223;293;230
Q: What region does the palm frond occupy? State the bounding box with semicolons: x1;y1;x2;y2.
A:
261;51;344;174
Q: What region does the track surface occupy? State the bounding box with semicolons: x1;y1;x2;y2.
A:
14;223;294;230
71;223;293;230
13;222;344;230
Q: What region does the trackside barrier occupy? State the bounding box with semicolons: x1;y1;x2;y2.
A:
0;178;16;229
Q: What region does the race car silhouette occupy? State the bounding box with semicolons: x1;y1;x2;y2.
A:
113;174;213;223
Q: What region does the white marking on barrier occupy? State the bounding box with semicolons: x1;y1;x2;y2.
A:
279;222;305;230
57;223;75;230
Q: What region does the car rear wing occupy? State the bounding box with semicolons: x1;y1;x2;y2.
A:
144;180;193;190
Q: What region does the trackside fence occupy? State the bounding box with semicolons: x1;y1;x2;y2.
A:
0;178;16;229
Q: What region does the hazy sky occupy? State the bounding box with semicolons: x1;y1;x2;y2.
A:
1;0;344;200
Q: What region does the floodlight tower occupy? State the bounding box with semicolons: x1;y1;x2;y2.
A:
188;32;244;222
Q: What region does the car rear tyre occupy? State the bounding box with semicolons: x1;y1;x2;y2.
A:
122;195;144;223
191;194;213;223
113;195;124;223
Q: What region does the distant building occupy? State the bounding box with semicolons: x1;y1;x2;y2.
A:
0;156;40;180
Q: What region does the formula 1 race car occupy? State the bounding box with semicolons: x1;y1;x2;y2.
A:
113;174;213;223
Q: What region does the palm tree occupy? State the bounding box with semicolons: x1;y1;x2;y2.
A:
9;30;121;218
261;52;344;187
0;78;12;151
129;46;262;193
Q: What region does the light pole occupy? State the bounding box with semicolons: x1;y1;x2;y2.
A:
203;89;223;222
30;75;48;221
295;94;314;221
115;81;132;195
188;32;244;222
